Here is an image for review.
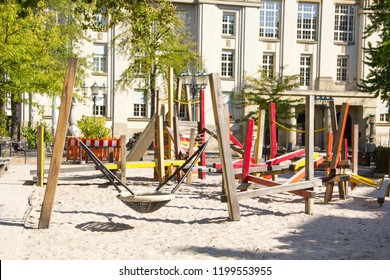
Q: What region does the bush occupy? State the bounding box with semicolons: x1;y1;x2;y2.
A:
375;146;390;173
77;115;111;139
22;122;54;149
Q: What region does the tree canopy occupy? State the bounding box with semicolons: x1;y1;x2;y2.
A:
359;0;390;103
0;0;87;138
232;68;300;124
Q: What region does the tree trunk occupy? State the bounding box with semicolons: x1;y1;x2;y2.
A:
11;98;20;141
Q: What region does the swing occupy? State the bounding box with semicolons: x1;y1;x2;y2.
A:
78;132;213;213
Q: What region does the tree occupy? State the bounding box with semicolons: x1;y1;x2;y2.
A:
232;68;300;125
0;0;87;139
75;0;201;117
359;0;390;107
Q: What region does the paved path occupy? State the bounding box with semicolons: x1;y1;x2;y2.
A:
0;159;36;259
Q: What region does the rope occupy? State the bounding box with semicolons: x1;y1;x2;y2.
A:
173;99;200;105
273;120;331;133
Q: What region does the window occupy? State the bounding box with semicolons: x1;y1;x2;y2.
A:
300;55;311;89
334;5;354;42
93;94;106;117
176;11;190;34
337;56;348;82
222;13;235;36
259;1;280;38
93;44;107;73
221;50;234;78
263;53;274;78
134;90;147;117
380;114;389;122
297;3;318;40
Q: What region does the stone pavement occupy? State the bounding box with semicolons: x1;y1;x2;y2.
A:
0;157;36;259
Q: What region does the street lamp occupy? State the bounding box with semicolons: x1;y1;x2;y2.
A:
367;113;376;152
82;82;107;122
179;70;208;121
315;96;333;151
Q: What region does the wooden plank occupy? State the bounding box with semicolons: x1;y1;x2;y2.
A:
351;124;359;189
38;57;78;229
157;114;165;183
186;128;196;185
242;119;254;184
329;99;338;134
126;114;156;161
167;67;174;161
325;103;350;202
185;84;192;121
234;180;321;200
120;135;126;182
254;109;265;163
305;96;315;181
209;73;241;221
269;102;277;159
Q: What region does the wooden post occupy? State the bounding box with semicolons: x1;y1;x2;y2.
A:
325;102;350;203
304;96;315;215
351;124;359;189
242;118;254;184
326;130;333;177
37;125;44;187
269;102;277;159
38;57;78;229
186;128;196;185
199;88;206;179
120;135;126;182
209;73;241;221
157;114;165;183
185;85;192;121
167;67;174;163
255;109;265;163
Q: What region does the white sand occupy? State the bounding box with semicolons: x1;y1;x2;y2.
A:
1;161;390;260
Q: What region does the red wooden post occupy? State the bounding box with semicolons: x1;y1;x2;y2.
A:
326;130;333;177
269;102;277;159
242;119;254;184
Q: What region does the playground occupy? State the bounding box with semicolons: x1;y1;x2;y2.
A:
1;59;389;260
0;156;389;260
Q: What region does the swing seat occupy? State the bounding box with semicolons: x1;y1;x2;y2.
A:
117;191;175;213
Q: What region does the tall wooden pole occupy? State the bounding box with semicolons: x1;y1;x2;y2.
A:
36;125;44;187
38;57;78;229
209;73;241;221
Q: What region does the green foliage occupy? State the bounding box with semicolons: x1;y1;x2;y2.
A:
0;0;88;139
359;1;390;104
232;68;300;125
77;115;111;139
375;146;390;173
21;122;54;149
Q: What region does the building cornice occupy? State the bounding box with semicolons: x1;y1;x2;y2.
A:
173;0;261;8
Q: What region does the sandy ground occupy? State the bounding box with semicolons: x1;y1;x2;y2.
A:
1;156;389;260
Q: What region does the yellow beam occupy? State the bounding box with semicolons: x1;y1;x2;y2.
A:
291;153;319;171
104;159;187;170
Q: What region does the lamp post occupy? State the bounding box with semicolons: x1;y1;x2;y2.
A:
315;96;333;151
179;70;208;121
367;113;376;152
82;82;106;122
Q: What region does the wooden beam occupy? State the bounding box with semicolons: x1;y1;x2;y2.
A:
186;128;196;185
209;73;241;221
242;119;254;184
234;180;321;200
120;135;126;182
305;96;315;181
351;124;359;189
38;57;78;229
269;102;277;159
126;114;156;161
255;109;265;163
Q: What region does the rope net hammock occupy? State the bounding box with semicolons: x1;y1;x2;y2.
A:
78;132;214;213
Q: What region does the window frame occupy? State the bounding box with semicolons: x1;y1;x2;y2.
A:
259;0;280;39
336;56;349;82
222;13;235;36
300;55;311;90
92;43;108;74
221;50;235;78
297;2;318;41
334;5;355;43
133;90;147;118
262;53;275;78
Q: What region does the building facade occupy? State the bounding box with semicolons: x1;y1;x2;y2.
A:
18;0;389;151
